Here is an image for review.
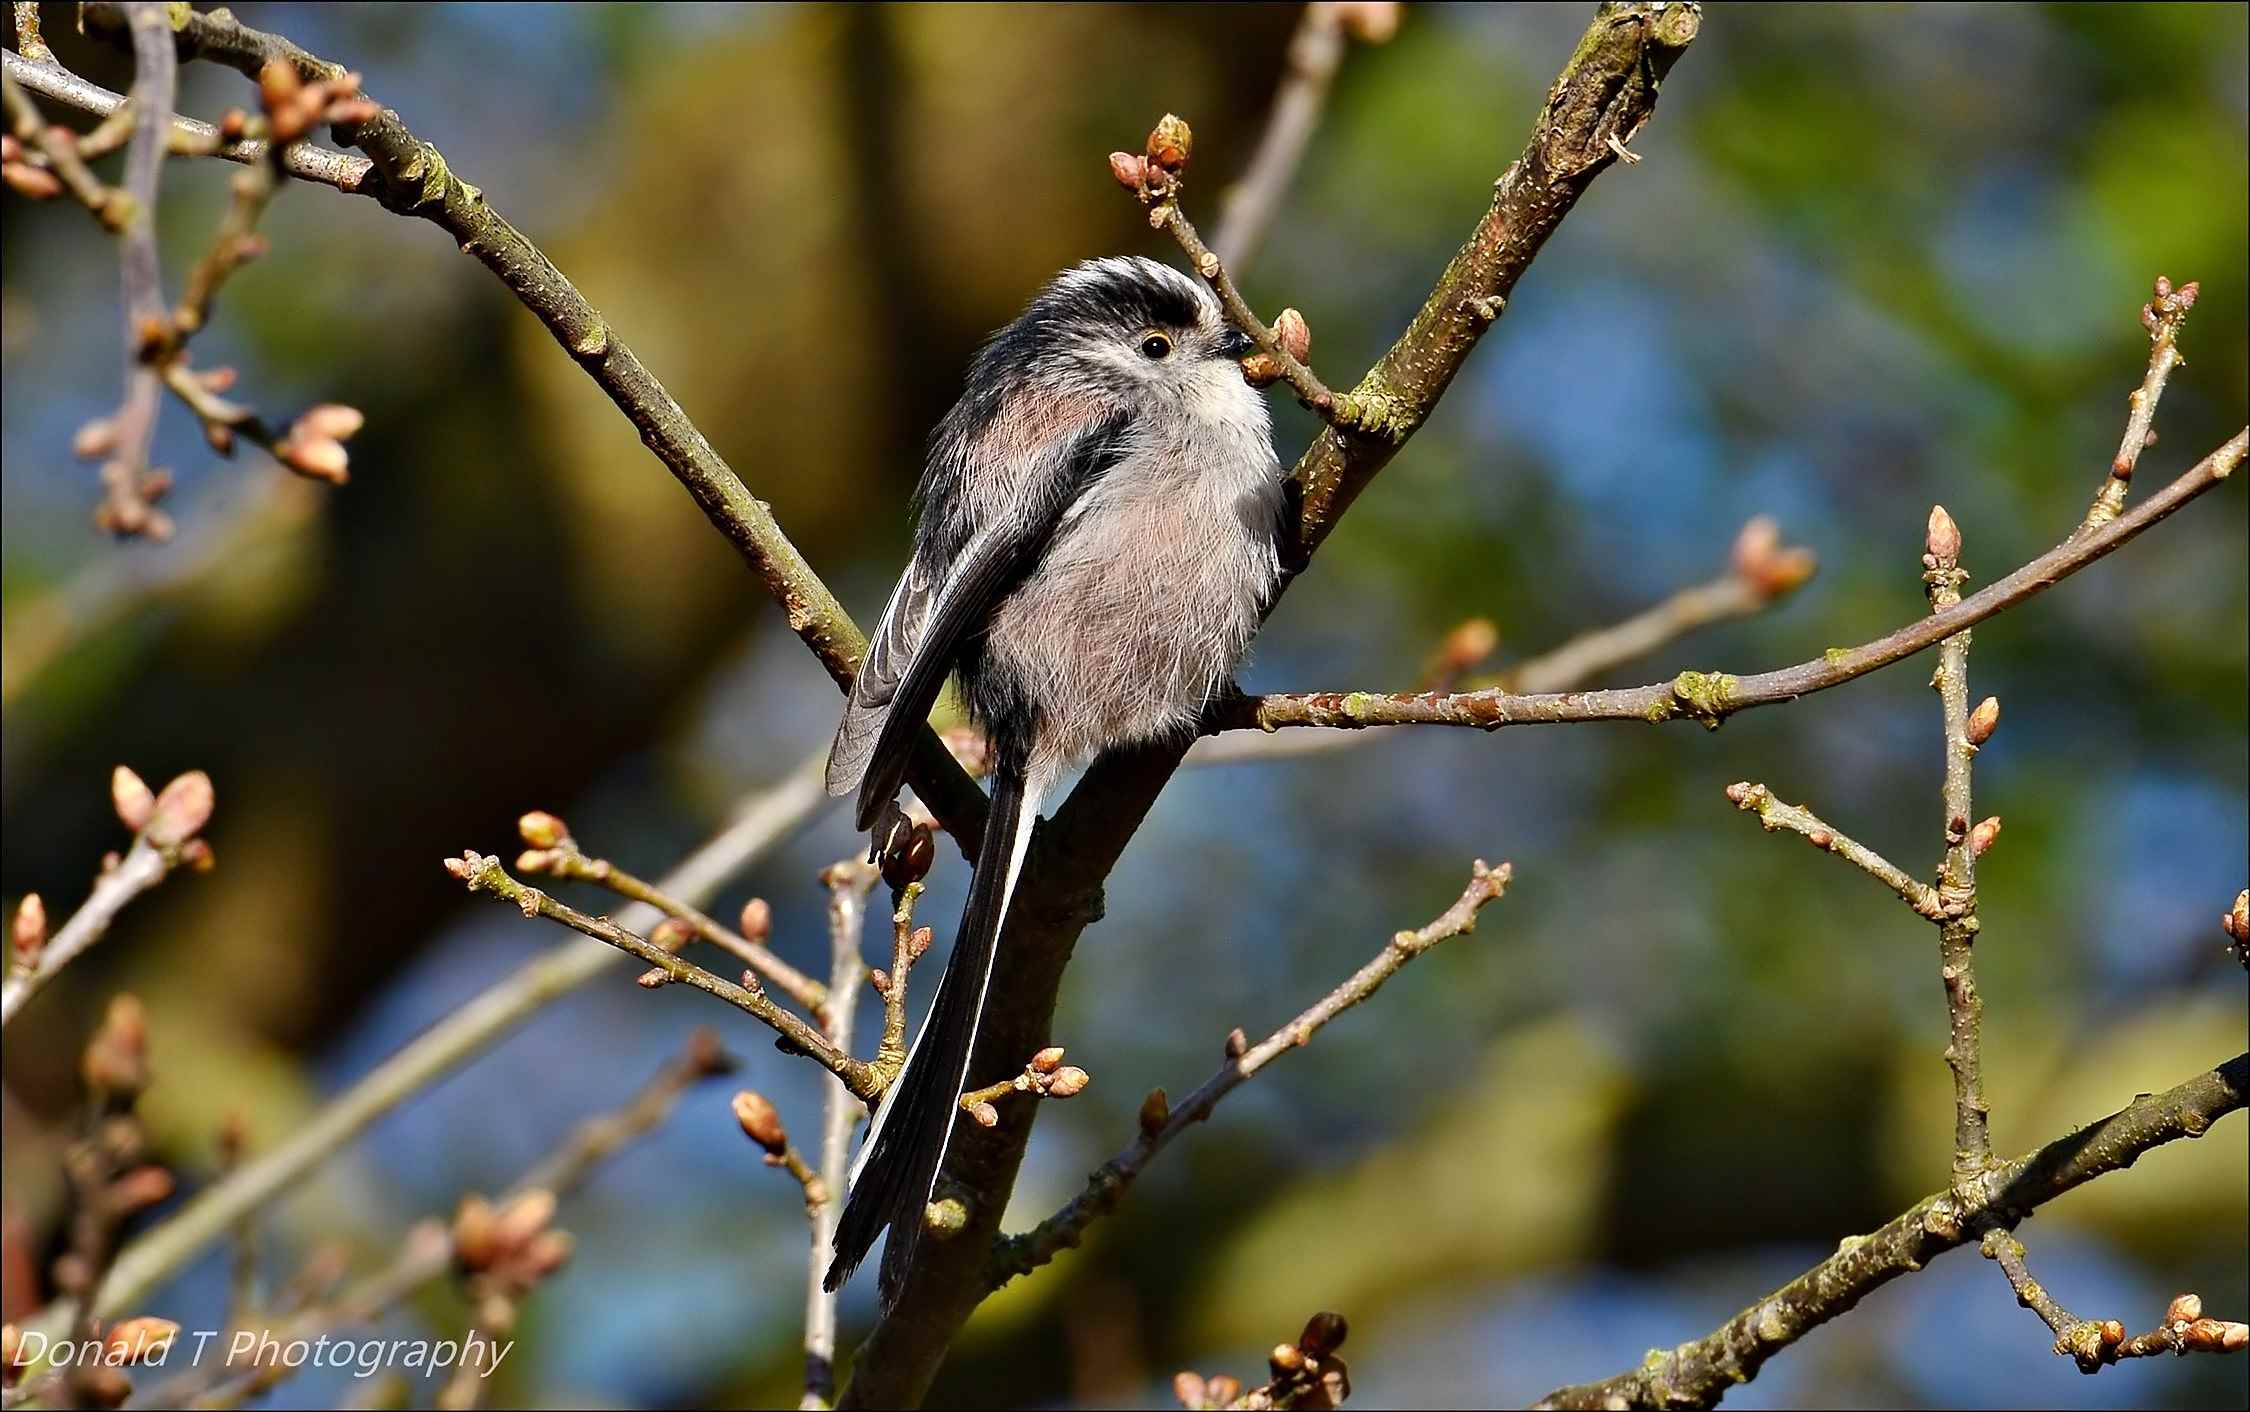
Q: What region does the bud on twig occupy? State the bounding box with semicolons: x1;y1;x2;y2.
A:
1046;1066;1091;1099
1224;1027;1249;1060
1273;308;1311;364
1967;816;2002;858
1205;1375;1242;1406
1172;1371;1209;1409
452;1195;498;1270
1139;1087;1170;1135
1730;515;1818;599
101;1317;179;1365
967;1100;1000;1128
740;897;773;944
112;766;156;833
1926;504;1961;563
145;771;214;849
1146;114;1193;175
649;917;697;952
732;1090;788;1156
517;811;570;848
74;417;121;461
1966;697;2000;746
11;894;46;967
1239;353;1284;388
1108;150;1150;194
1335;1;1402;43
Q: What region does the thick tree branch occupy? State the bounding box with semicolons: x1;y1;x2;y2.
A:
842;9;1700;1402
1535;1055;2248;1410
74;0;989;845
1215;430;2246;734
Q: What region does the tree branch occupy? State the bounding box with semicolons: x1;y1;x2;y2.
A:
1;49;373;190
1535;1056;2249;1410
1215;430;2246;734
841;9;1700;1401
1213;3;1397;272
1721;781;1941;918
442;850;878;1101
75;0;988;844
985;860;1509;1287
60;756;827;1332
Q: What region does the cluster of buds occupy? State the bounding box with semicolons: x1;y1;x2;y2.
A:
2141;274;2201;340
1109;113;1195;202
1175;1312;1352;1410
1729;516;1819;601
2159;1292;2249;1354
961;1046;1090;1129
1240;308;1312;388
256;59;380;145
113;765;217;862
451;1189;573;1296
274;403;364;484
2225;891;2249;969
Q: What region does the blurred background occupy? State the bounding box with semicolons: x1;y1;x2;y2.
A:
3;2;2245;1408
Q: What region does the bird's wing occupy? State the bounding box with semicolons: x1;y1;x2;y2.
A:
826;408;1133;831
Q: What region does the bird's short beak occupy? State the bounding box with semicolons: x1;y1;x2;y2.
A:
1217;328;1255;360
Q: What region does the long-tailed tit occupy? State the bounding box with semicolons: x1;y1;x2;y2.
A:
824;256;1282;1299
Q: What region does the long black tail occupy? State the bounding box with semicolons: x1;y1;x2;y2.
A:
825;753;1037;1303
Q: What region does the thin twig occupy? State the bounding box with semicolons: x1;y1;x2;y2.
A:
443;850;878;1101
52;756;827;1334
518;828;829;1017
2083;275;2198;534
873;882;927;1076
1214;430;2246;734
130;1033;733;1410
11;1;52;63
1;50;372;189
1192;516;1814;766
0;838;169;1026
1722;782;1942;918
1924;506;1994;1186
985;859;1511;1287
74;0;990;841
803;857;875;1409
1535;1056;2248;1410
1981;1234;2248;1372
1213;2;1356;272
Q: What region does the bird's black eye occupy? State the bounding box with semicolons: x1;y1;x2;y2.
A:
1140;332;1173;360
